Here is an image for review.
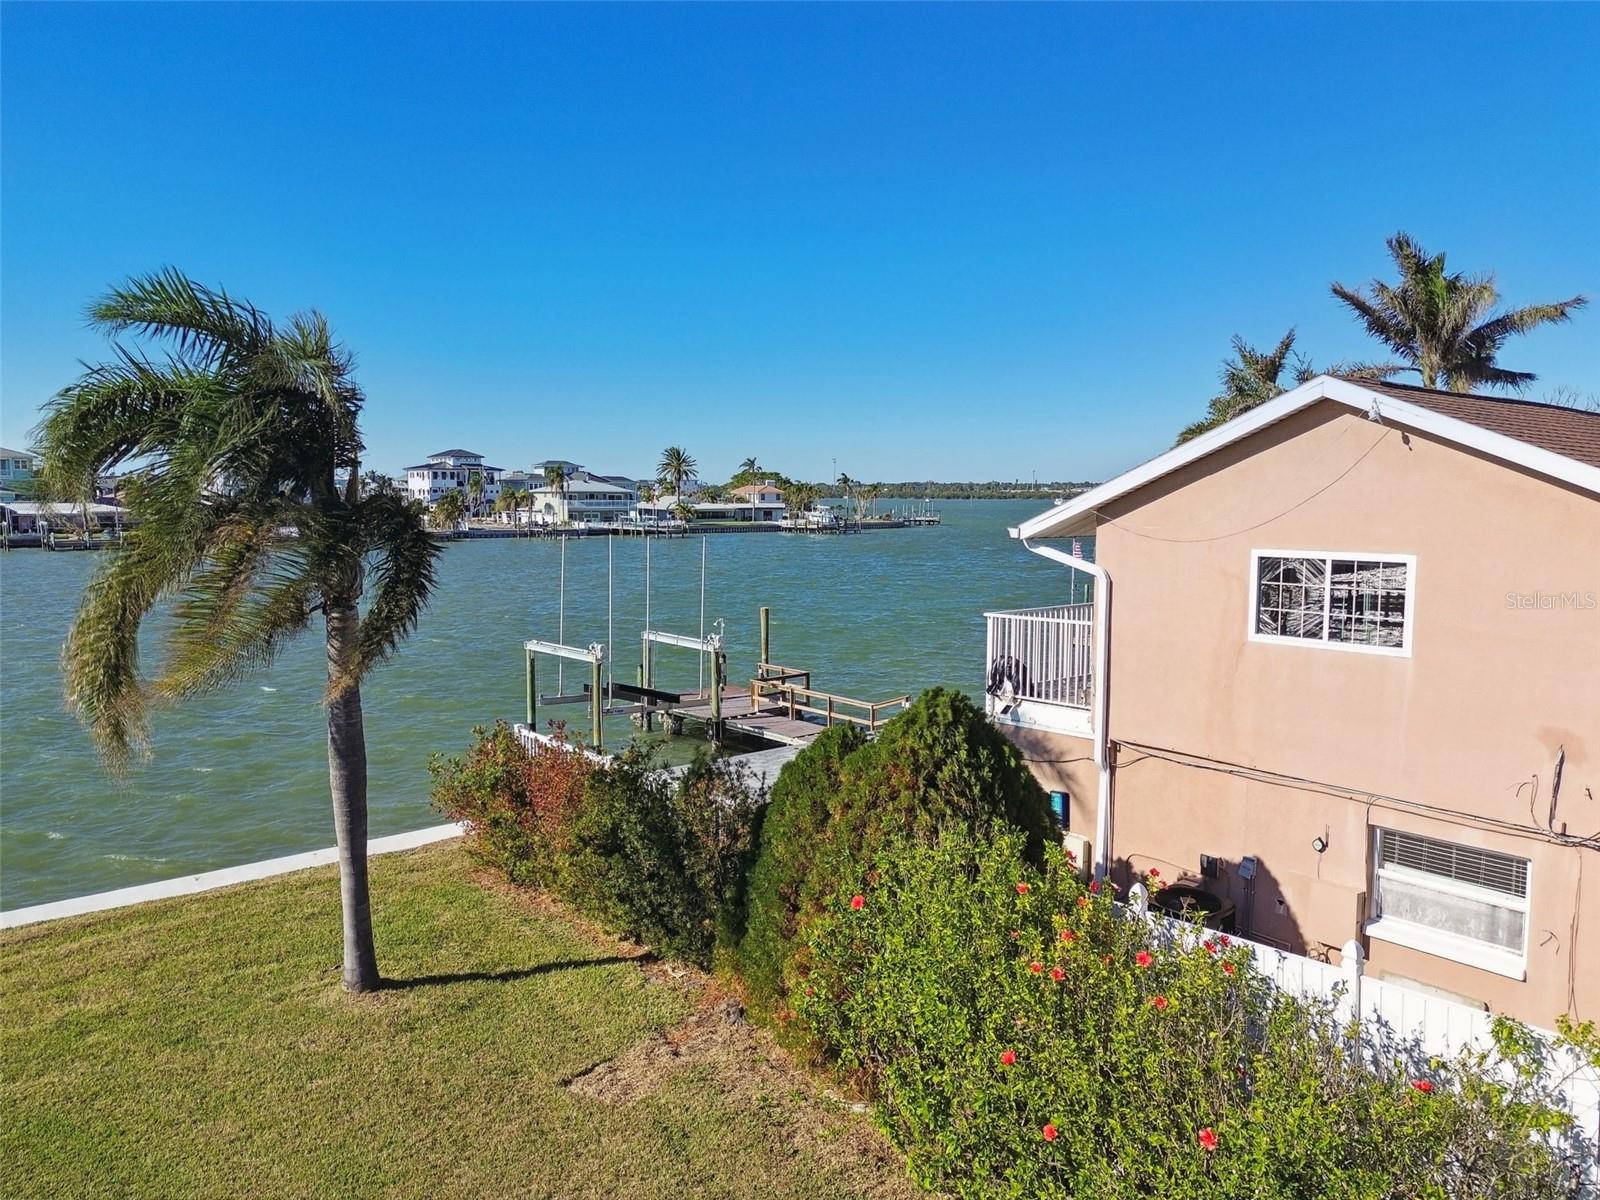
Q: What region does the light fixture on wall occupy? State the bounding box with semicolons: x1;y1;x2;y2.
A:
1311;835;1329;855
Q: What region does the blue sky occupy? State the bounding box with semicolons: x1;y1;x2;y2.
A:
3;3;1596;483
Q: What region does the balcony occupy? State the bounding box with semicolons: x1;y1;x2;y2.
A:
984;602;1094;734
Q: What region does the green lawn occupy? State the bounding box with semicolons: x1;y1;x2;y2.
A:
1;842;919;1199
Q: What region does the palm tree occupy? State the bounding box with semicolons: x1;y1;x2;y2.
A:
738;456;760;477
34;270;439;992
360;469;395;497
431;486;465;531
1176;330;1399;444
1332;232;1588;392
466;472;484;518
658;446;696;500
545;463;567;526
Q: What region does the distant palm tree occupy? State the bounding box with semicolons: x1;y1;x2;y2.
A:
1176;330;1399;444
466;472;484;518
35;269;440;992
360;469;395;497
1332;232;1587;392
658;446;696;500
739;456;760;476
545;463;567;525
672;500;695;524
432;488;465;530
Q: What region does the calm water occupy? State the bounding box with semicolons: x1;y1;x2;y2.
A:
0;500;1073;908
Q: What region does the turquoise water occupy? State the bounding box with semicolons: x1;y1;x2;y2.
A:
0;500;1074;908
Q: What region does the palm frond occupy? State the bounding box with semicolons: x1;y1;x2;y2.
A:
89;268;271;369
338;493;441;698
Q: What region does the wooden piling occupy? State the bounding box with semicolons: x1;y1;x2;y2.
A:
759;606;771;667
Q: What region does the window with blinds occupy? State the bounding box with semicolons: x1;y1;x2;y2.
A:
1372;828;1529;958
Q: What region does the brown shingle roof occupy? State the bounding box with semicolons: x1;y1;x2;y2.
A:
1344;378;1600;470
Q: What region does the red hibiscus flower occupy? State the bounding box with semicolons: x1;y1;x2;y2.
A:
1198;1127;1218;1153
1050;966;1066;982
1219;935;1231;947
1041;1123;1058;1142
1222;961;1236;975
1000;1049;1016;1066
1016;882;1030;895
1029;961;1044;974
1135;951;1153;969
1202;940;1217;954
1088;880;1101;894
850;894;865;911
1060;929;1076;943
1148;867;1160;879
1064;849;1077;865
1410;1079;1435;1094
1151;994;1169;1009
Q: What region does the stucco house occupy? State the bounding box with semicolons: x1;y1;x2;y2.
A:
988;375;1600;1027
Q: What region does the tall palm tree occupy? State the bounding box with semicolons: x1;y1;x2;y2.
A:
545;463;567;525
465;472;484;518
1176;330;1399;444
1332;232;1587;392
658;446;696;500
738;456;760;477
34;270;439;992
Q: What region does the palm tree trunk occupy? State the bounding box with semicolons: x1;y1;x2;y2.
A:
325;601;380;992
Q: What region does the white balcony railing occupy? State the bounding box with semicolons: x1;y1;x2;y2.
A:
984;602;1094;709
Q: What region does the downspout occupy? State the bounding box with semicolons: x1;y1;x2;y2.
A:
1021;538;1113;883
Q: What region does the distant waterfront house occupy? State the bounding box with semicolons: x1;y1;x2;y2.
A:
528;468;639;525
989;375;1600;1027
729;481;785;520
0;446;40;499
403;449;503;511
2;499;133;538
636;491;788;524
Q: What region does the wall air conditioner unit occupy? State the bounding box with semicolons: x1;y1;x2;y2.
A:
1061;832;1092;883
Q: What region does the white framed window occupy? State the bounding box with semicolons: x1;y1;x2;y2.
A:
1365;827;1529;979
1249;550;1415;656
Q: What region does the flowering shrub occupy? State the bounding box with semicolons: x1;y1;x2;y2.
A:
429;721;592;886
798;828;1587;1200
735;689;1052;1034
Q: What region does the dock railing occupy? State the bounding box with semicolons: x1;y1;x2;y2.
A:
984;601;1094;709
750;674;910;733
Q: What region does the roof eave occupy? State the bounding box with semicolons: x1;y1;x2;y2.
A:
1012;375;1600;542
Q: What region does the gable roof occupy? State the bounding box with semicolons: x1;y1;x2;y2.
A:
1016;375;1600;541
428;449;482;460
1353;379;1600;469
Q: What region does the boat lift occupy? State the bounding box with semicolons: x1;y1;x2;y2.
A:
523;638;609;748
640;627;727;739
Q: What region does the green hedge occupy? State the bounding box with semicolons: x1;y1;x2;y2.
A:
431;728;760;968
798;828;1590;1200
735;687;1052;1038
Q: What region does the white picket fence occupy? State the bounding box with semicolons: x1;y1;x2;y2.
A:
1127;883;1600;1191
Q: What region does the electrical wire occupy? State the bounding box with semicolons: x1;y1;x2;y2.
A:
1099;427;1392;545
1113;738;1600;852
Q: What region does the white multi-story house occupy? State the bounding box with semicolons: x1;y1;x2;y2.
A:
403;449;503;511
